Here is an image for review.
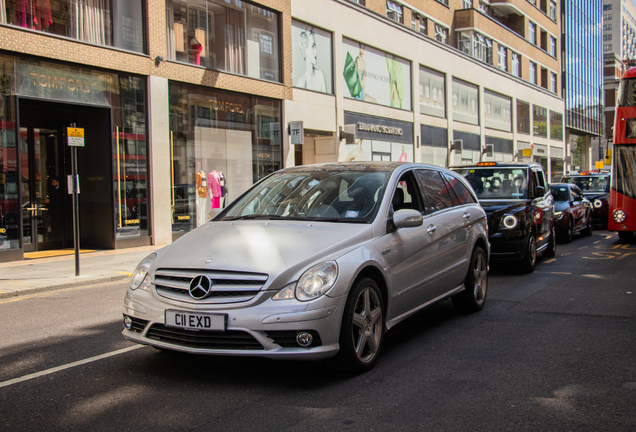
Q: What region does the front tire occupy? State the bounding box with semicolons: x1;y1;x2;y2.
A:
519;234;537;273
326;277;384;373
563;219;573;244
452;246;488;313
581;215;593;237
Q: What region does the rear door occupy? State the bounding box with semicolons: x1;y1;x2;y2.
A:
532;167;552;248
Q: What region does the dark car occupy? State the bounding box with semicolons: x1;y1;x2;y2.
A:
561;172;610;229
451;161;556;273
549;183;593;242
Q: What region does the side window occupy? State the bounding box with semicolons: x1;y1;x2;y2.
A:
532;169;546;197
443;173;476;205
391;171;424;213
415;169;453;214
571;186;581;199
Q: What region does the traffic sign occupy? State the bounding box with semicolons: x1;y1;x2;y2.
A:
67;127;85;147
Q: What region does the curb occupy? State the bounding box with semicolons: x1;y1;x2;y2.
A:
0;274;131;300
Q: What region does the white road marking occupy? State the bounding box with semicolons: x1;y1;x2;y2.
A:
0;345;144;389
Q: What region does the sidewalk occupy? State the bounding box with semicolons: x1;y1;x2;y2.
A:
0;245;168;299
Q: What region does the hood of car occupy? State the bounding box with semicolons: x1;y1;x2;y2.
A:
152;220;374;282
478;200;528;218
554;201;571;212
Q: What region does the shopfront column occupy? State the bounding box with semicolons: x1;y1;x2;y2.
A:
148;76;172;246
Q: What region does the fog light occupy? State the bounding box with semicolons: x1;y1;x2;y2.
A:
296;332;313;347
123;316;132;330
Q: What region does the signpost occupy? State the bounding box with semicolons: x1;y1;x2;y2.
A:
67;124;83;276
289;121;304;145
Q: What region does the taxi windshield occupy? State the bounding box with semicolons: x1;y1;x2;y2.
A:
564;176;609;193
452;167;529;200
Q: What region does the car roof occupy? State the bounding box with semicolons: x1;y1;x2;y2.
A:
449;162;542;169
277;161;453;174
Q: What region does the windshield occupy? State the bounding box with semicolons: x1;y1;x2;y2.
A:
612;145;636;200
220;169;390;222
452;167;529;200
563;176;609;193
549;185;569;202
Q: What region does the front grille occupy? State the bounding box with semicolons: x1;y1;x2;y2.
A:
265;330;323;348
146;324;264;350
125;316;149;333
153;268;268;304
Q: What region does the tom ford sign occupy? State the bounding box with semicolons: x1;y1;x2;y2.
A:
344;112;413;144
17;63;111;106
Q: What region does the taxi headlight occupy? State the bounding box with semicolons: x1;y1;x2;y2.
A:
554;211;563;220
130;253;156;291
614;209;627;223
501;215;518;229
296;261;338;302
594;199;603;208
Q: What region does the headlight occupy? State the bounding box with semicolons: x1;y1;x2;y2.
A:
501;215;518;229
554;211;563;220
130;253;156;290
594;199;603;208
295;261;338;301
614;209;627;223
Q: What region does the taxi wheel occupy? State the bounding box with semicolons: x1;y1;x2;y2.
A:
564;220;573;244
519;234;537;273
581;217;593;237
326;277;384;373
543;225;556;257
452;246;488;313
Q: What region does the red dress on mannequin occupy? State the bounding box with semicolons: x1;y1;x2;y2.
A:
191;38;203;66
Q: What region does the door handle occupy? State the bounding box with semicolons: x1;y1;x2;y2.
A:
463;212;471;220
427;224;436;234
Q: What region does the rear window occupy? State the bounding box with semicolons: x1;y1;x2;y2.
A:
452;167;529;200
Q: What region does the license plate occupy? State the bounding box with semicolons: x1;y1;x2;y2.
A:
165;310;226;331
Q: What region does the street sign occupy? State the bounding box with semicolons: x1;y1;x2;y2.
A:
289;121;304;145
595;161;604;169
67;127;85;147
522;148;532;157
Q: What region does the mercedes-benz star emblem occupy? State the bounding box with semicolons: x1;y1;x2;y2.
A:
189;275;213;299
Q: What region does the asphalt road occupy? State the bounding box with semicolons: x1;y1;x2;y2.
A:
1;230;635;431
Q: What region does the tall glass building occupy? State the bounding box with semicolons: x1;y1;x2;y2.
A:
564;0;604;136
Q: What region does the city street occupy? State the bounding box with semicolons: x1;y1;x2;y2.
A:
1;230;635;431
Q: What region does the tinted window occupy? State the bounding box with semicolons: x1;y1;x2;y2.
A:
415;170;453;214
452;167;528;199
571;186;582;199
391;172;424;213
443;173;476;205
549;185;569;202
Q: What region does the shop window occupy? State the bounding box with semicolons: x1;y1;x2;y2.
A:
550;111;563;139
166;0;281;83
1;0;145;53
517;100;530;134
533;105;548;138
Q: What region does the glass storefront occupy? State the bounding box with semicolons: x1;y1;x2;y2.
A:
0;54;148;255
452;130;480;164
1;1;145;53
343;112;414;163
420;124;447;167
165;0;280;82
168;82;281;235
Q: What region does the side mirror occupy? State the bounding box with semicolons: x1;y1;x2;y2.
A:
534;185;545;197
393;209;423;229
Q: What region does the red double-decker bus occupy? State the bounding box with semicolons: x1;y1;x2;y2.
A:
610;67;636;239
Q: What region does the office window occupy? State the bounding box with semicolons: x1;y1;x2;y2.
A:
529;61;536;84
458;32;471;54
529;21;536;44
550;72;556;93
386;1;403;24
603;4;612;10
533;105;547;137
549;1;556;20
512;52;520;77
498;46;507;71
550;111;563;139
436;0;449;5
604;44;612;51
474;33;487;62
604;24;612;30
419;18;427;35
604;14;612;21
347;0;366;5
517;100;530;134
412;16;417;30
604;34;612;41
463;0;472;8
549;36;556;56
435;24;448;44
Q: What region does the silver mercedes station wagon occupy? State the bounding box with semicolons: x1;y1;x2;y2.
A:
122;162;490;373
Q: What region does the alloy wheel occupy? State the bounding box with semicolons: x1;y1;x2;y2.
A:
351;287;383;363
472;252;488;305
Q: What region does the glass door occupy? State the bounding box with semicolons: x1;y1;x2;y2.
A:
20;126;65;252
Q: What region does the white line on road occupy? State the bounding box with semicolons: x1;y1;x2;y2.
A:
0;345;144;389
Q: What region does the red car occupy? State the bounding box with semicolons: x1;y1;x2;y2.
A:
549;183;593;243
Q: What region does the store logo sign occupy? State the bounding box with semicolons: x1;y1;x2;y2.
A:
209;98;243;113
357;122;403;136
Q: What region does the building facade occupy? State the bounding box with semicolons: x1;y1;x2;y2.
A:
563;0;604;172
0;0;567;262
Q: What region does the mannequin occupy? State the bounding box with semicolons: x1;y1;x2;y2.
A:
208;170;222;209
191;36;203;65
196;170;208;226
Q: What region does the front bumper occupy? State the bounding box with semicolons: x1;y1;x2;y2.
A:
122;285;346;360
487;231;529;261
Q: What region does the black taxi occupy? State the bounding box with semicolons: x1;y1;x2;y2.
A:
561;171;611;229
450;162;556;272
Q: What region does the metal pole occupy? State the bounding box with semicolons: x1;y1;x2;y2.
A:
70;123;80;276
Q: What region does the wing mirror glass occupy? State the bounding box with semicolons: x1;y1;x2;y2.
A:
534;185;545;198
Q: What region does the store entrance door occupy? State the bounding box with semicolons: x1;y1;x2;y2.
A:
20;124;71;252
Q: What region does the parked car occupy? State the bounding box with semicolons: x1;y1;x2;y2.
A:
450;161;556;273
561;172;610;229
549;183;593;242
122;162;489;373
